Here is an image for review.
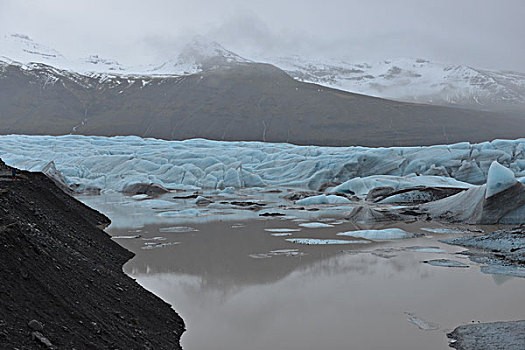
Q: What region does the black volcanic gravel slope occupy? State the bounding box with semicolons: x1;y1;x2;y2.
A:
0;165;184;349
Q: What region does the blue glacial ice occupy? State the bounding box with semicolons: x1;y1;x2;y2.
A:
0;135;524;194
337;228;413;240
485;161;518;198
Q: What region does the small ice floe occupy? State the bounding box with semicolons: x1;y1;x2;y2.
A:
337;228;412;241
407;246;447;253
131;194;149;200
271;233;292;236
231;223;246;229
141;242;180;250
405;313;439;330
142;236;167;241
296;194;352;205
112;235;141;239
423;259;469;268
157;209;202;217
195;196;212;205
135;199;175;208
249;248;305;259
285;238;370;245
278;215;298;220
421;227;464;234
292;218;308;222
159;226;198;233
330;220;345;225
270;249;305;256
208;202;231;209
298;222;334;228
264;228;302;233
249;253;272;259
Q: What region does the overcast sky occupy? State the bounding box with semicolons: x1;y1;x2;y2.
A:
1;0;524;71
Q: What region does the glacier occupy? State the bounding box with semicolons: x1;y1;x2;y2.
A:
0;135;524;195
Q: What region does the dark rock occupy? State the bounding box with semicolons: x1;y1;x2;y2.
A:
448;320;525;350
365;186;395;202
32;331;54;349
259;212;286;217
122;183;169;196
28;319;43;331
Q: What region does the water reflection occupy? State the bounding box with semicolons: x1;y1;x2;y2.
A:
79;192;525;350
129;238;524;350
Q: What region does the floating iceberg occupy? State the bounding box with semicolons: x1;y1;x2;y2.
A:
296;194;352;205
285;238;370;245
423;161;525;224
337;228;412;240
298;222;334;228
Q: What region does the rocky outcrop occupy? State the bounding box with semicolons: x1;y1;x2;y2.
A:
121;182;170;196
448;320;525;350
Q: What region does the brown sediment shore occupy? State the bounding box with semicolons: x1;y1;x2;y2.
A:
0;165;184;349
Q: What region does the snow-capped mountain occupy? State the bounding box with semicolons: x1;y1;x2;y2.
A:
262;56;525;111
0;33;249;77
2;33;524;112
146;36;251;76
0;33;128;74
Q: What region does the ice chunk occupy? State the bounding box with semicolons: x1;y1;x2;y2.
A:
264;228;301;232
156;209;201;217
406;246;446;253
485;161;517;198
298;222;334;228
285;238;370;245
112;235;141;239
195;196;211;205
337;228;412;240
159;226;198;232
333;175;471;196
423;259;469;268
131;194;149;200
296;194;351;205
420;227;464;234
406;313;439;330
249;249;305;258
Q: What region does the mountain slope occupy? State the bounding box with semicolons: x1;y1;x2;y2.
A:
2;33;524;112
263;56;525;112
1;59;525;147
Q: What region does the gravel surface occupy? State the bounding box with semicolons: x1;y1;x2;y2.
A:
0;162;184;349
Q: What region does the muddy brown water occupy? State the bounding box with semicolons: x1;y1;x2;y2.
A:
107;218;525;350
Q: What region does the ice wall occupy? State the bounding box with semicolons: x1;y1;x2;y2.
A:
0;135;523;192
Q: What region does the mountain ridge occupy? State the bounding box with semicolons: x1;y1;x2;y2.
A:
2;58;525;147
2;33;524;112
